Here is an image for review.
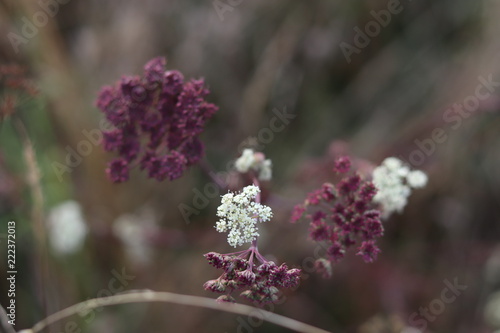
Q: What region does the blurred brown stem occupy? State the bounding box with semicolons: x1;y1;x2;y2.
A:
13;117;50;320
23;290;331;333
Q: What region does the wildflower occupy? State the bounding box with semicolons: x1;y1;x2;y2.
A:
290;204;306;223
234;149;273;181
372;157;428;218
216;185;272;247
46;201;88;255
406;170;428;188
234;149;255;173
106;158;129;183
356;240;381;263
205;183;300;304
291;156;384;270
314;259;333;279
333;156;351;173
96;57;218;183
203;252;301;305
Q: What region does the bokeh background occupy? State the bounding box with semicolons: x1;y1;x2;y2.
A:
1;0;500;332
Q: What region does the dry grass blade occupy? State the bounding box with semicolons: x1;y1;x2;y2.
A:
25;290;332;333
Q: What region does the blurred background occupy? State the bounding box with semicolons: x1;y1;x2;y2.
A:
0;0;500;332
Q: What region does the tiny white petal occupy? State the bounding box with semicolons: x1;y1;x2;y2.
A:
407;170;428;188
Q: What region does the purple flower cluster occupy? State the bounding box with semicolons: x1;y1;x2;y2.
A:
203;251;300;304
291;156;383;275
96;57;218;182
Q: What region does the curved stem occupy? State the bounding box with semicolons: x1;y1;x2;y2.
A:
248;248;255;270
254;250;269;264
223;249;249;257
22;290;331;333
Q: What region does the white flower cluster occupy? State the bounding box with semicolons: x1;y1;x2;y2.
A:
372;157;428;218
46;200;88;255
215;185;273;247
234;149;272;181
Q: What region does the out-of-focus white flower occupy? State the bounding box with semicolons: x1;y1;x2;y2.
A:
235;149;255;173
407;170;428;188
216;185;272;247
258;159;272;181
46;200;88;255
485;291;500;328
383;157;403;170
113;208;156;264
234;149;273;181
372;157;428;218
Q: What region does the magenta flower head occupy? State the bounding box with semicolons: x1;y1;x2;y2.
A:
203;252;301;305
204;185;301;304
291;156;384;276
96;57;218;183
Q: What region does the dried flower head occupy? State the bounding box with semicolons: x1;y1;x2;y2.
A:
203;251;301;305
96;57;218;183
291;156;384;271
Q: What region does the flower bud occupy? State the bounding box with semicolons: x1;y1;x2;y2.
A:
203;279;226;293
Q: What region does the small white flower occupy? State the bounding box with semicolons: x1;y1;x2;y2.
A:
258;159;272;181
113;207;157;264
407;170;428;188
234;149;273;181
215;185;273;247
372;157;428;218
46;200;88;255
235;149;255;173
382;157;403;170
